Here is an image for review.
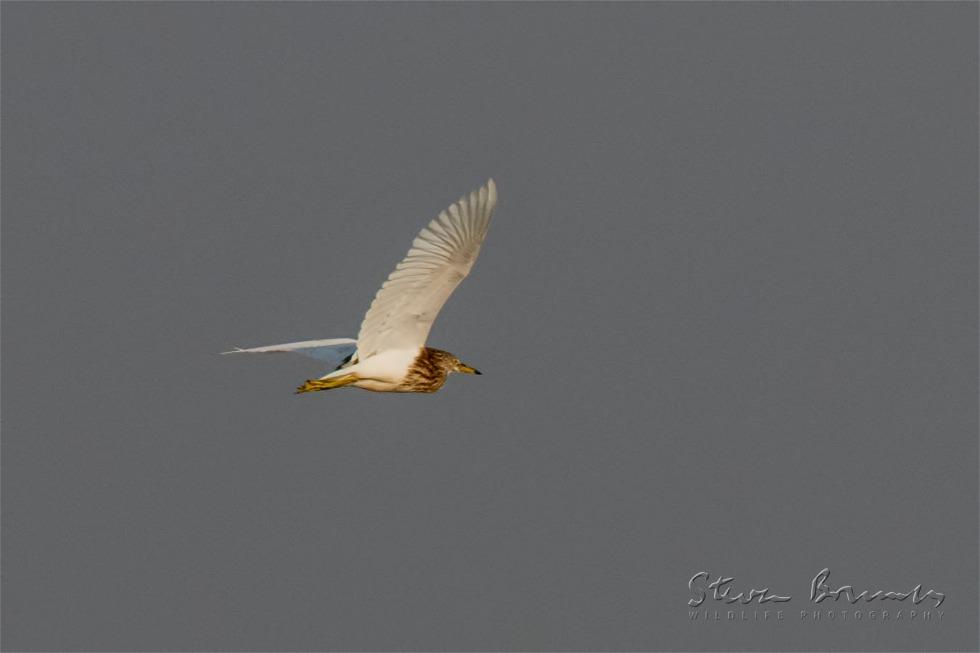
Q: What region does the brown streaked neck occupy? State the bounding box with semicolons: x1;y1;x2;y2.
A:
398;347;455;393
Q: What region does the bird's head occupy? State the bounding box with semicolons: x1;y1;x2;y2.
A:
424;348;481;376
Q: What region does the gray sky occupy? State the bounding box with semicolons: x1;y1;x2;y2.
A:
2;3;977;651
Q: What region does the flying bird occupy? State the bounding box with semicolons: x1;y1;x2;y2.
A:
223;179;497;394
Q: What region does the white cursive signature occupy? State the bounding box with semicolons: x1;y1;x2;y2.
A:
688;571;792;607
810;568;945;608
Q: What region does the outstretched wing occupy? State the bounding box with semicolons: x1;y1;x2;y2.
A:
221;338;358;371
355;179;497;359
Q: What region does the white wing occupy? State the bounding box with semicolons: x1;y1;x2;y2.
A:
356;179;497;359
221;338;357;370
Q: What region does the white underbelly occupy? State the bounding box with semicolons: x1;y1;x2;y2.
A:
349;348;419;383
352;378;405;392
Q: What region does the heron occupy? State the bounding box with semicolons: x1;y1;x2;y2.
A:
223;179;497;394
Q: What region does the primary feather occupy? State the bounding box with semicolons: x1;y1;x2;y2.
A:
356;179;496;359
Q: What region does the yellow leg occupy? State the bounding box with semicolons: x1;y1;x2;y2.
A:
295;374;357;394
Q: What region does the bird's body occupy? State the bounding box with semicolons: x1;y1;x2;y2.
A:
296;347;477;394
224;179;497;394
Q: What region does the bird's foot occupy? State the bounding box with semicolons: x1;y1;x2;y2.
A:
295;374;356;394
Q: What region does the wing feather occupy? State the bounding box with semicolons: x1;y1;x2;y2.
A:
356;179;497;358
221;338;358;370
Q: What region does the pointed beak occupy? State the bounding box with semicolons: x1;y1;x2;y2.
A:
458;363;481;375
